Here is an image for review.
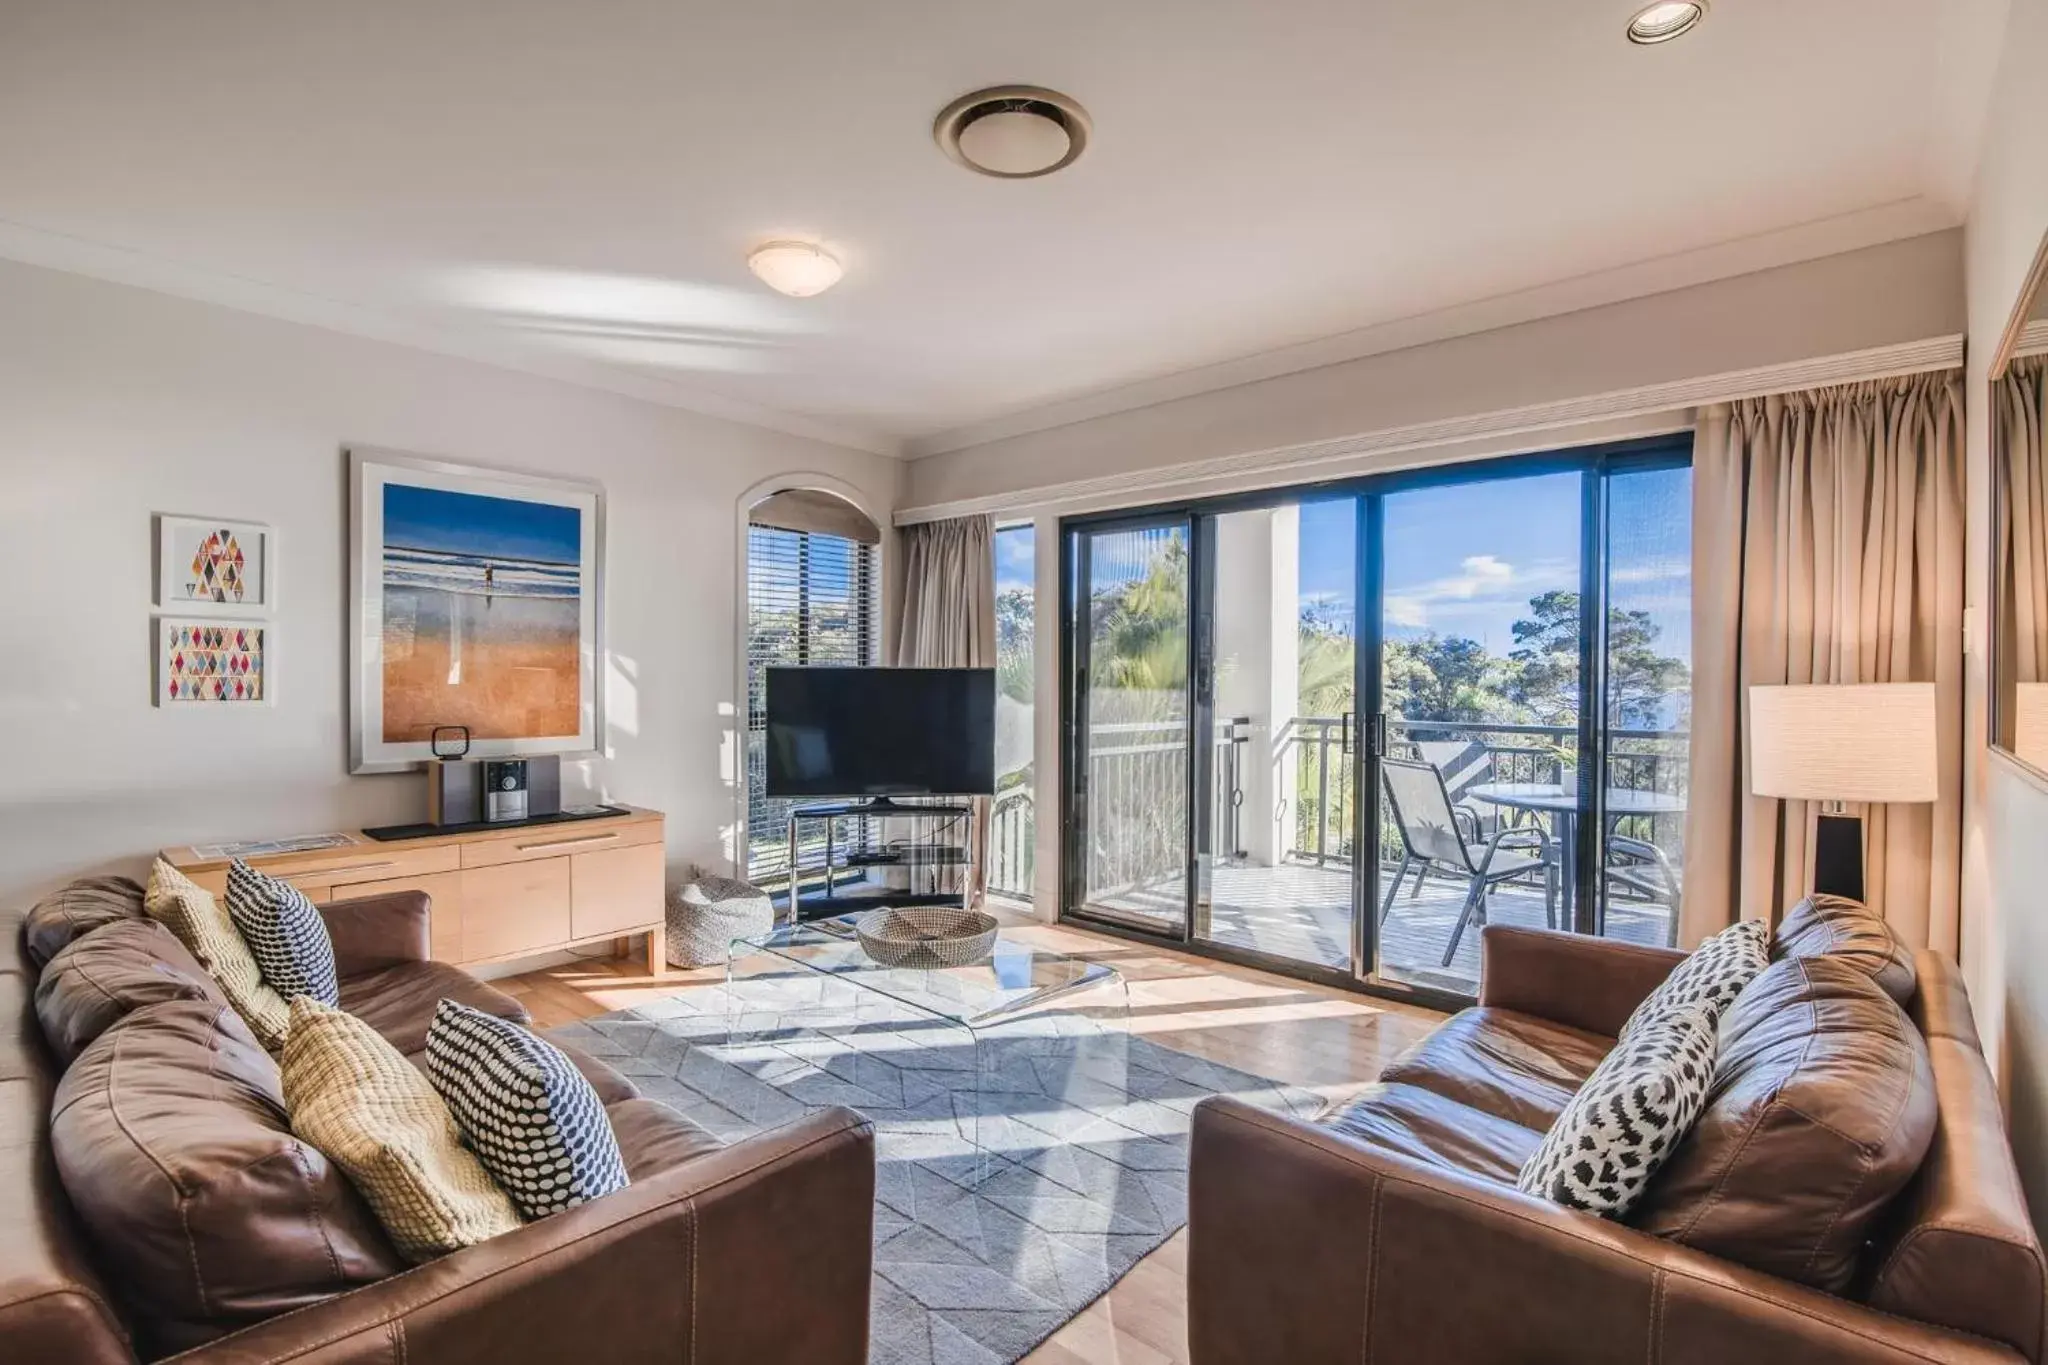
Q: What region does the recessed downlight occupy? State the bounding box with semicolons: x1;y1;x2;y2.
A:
935;86;1090;179
1627;1;1707;44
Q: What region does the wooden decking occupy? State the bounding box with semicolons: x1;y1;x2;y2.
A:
1087;860;1676;994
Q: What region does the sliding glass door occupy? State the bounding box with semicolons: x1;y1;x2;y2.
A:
1060;439;1692;1005
1064;516;1194;933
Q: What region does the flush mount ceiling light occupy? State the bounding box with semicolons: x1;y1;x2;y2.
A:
746;241;843;298
934;85;1090;179
1626;1;1707;44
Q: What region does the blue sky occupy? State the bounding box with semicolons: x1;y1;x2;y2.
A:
384;484;581;565
996;524;1035;593
1002;463;1690;662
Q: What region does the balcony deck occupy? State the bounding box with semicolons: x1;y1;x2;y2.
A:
1090;860;1676;995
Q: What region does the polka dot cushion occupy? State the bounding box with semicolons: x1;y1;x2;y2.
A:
1518;1001;1719;1218
424;998;628;1220
223;859;339;1008
1616;918;1769;1043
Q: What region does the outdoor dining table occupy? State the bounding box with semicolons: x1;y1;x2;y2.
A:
1465;782;1687;931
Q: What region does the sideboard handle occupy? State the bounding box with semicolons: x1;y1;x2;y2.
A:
316;861;400;876
516;833;621;854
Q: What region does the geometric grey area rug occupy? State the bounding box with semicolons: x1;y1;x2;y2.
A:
548;965;1323;1365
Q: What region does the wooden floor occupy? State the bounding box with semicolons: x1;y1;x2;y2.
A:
502;913;1446;1365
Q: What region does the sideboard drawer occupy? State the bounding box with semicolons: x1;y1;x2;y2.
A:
328;870;467;963
184;844;462;901
459;860;572;962
570;842;665;939
459;819;662;870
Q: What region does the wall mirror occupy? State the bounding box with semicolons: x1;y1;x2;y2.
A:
1990;238;2048;775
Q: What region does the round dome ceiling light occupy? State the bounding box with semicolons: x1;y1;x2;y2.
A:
746;240;843;298
1626;1;1707;44
934;86;1090;179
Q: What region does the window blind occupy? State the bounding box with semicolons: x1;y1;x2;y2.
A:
745;523;879;882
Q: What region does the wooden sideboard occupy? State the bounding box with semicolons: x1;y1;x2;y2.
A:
163;806;668;976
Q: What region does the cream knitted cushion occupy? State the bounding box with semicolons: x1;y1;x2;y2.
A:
143;858;292;1050
281;997;522;1263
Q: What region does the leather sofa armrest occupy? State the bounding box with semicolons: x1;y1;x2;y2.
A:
1188;1097;2022;1365
316;891;432;977
174;1106;876;1365
1477;924;1685;1038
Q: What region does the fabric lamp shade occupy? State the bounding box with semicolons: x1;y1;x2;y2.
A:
1748;683;1939;804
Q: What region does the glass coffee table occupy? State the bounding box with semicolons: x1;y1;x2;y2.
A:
726;915;1129;1178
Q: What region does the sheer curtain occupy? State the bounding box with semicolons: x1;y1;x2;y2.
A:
1682;372;1965;952
896;515;998;901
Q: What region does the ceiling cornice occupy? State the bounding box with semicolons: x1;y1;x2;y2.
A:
902;197;1959;459
893;333;1964;525
0;216;903;457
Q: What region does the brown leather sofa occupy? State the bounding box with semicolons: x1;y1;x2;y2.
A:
2;876;875;1364
1190;916;2048;1364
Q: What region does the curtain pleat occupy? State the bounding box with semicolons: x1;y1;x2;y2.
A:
1680;371;1964;953
895;515;998;901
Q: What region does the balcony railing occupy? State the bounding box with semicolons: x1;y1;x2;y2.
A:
1024;715;1690;905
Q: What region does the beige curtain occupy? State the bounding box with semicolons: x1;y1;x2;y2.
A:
896;515;998;900
1681;371;1964;953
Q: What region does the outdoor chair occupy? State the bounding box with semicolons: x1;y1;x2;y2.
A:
1379;756;1556;966
1605;832;1682;947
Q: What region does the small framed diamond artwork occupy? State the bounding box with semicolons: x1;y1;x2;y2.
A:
155;514;273;614
157;619;270;706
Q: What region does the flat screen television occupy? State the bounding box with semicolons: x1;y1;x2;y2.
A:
764;666;996;798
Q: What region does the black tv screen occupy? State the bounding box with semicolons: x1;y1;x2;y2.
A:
764;667;996;798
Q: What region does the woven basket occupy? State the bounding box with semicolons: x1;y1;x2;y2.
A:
666;874;776;967
854;906;999;969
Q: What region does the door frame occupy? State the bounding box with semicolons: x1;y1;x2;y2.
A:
1056;435;1692;1010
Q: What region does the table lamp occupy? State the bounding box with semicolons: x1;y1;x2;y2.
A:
1748;683;1938;903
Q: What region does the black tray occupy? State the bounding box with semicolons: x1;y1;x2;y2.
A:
360;805;631;842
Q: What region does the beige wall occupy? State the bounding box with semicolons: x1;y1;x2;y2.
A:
1964;0;2048;1231
0;258;898;905
904;229;1964;516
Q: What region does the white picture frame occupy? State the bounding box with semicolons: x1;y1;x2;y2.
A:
348;447;604;774
155;514;273;613
156;618;272;707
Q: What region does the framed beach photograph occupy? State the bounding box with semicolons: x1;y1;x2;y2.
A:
156;514;272;612
348;448;603;773
157;619;269;706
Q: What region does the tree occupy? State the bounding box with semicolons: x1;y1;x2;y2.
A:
1508;590;1690;729
995;586;1034;703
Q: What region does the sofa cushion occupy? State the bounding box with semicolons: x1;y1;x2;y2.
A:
608;1097;727;1179
281;997;522;1263
20;876;144;970
1322;1081;1542;1186
1379;1007;1609;1133
1774;894;1917;1007
1517;1002;1718;1218
426;1000;629;1220
1631;954;1937;1293
1617;918;1769;1041
224;859;339;1007
144;858;292;1049
49;999;406;1356
33;917;227;1066
339;958;530;1057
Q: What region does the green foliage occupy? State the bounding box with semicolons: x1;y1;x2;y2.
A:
996;586;1035;704
1088;536;1190;695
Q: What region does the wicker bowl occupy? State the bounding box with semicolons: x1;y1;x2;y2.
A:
854;906;1000;968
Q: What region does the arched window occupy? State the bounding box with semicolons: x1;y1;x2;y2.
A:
744;489;881;884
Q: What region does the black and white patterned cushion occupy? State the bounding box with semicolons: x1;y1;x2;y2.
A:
222;859;339;1007
1617;918;1769;1042
424;999;628;1219
1517;1002;1718;1217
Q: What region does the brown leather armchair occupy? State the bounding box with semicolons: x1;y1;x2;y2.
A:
1189;924;2047;1364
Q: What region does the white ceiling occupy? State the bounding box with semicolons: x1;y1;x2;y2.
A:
0;0;2011;456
